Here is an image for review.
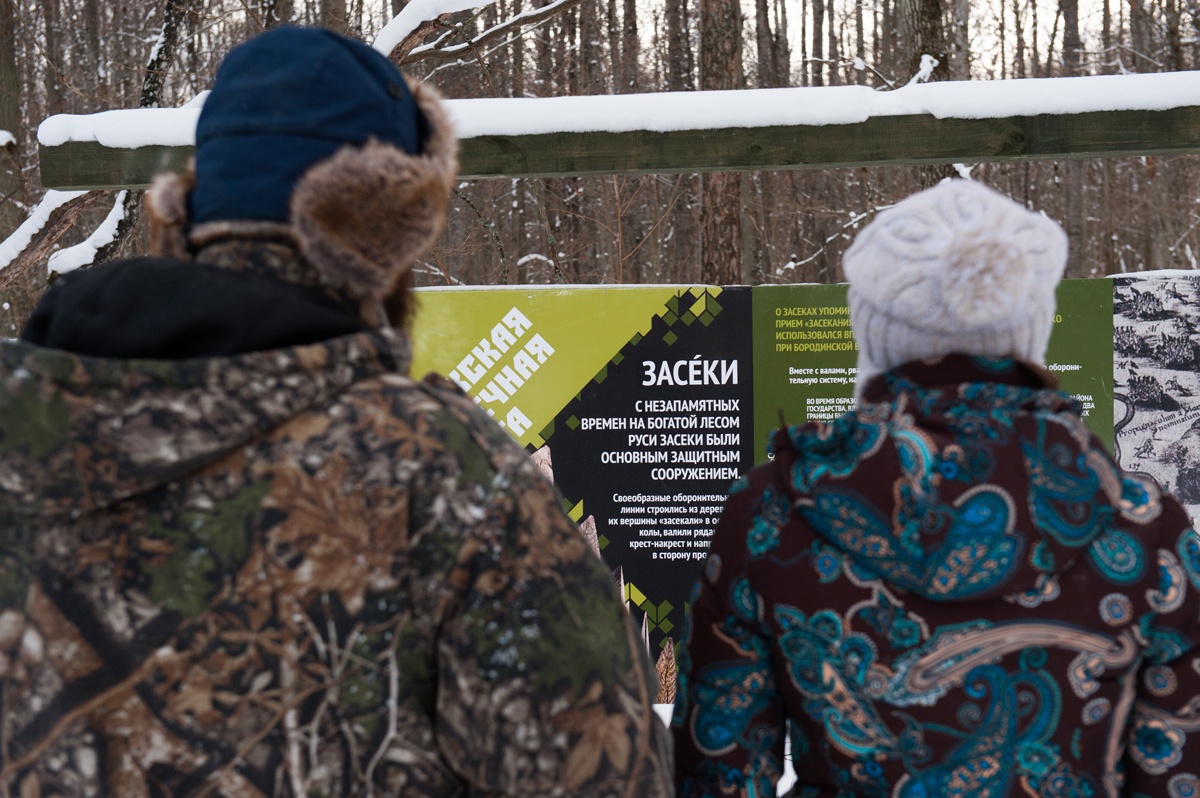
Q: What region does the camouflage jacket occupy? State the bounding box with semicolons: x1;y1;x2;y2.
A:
0;251;672;797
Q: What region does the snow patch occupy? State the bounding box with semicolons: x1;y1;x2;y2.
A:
48;191;128;275
36;72;1200;148
0;190;88;273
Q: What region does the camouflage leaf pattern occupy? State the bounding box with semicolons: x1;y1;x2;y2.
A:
0;310;672;796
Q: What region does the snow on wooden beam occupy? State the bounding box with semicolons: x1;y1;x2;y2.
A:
36;74;1200;189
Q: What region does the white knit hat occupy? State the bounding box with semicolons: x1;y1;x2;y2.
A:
843;179;1068;395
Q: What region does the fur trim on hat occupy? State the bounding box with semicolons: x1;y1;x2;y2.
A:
145;168;195;260
291;78;458;301
144;77;458;304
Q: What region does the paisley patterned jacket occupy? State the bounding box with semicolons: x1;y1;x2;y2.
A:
0;243;672;797
673;355;1200;798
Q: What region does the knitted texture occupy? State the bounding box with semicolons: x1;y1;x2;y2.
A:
843;180;1068;391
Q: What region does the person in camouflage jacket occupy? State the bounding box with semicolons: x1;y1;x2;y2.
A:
0;26;672;798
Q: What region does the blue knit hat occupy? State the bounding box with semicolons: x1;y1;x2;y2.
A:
191;26;430;224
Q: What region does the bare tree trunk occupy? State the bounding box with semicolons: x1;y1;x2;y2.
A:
1101;0;1111;70
1164;0;1183;71
1031;0;1040;76
580;0;604;92
741;172;766;284
607;0;620;92
141;1;187;107
755;0;775;86
0;0;20;239
775;0;791;84
897;0;951;185
264;0;296;27
99;0;191;262
1043;7;1061;76
699;0;742;285
42;0;64;115
751;0;790;87
950;0;969;78
826;0;840;84
1147;159;1182;271
1102;160;1116;273
872;0;880;77
81;0;104;99
320;0;349;35
665;0;691;90
855;0;865;68
1060;0;1085;276
812;0;824;85
1128;0;1151;71
800;0;810;84
621;0;639;91
1012;0;1025;78
897;0;949;80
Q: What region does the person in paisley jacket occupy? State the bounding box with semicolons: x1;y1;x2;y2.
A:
672;180;1200;798
0;26;672;798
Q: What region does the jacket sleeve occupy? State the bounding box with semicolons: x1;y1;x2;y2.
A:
672;475;786;798
423;391;674;797
1124;523;1200;794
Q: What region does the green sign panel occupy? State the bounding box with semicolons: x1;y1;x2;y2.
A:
410;280;1120;652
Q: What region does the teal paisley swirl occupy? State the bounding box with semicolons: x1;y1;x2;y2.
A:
1148;549;1187;614
773;604;898;759
1087;528;1146;584
801;485;1022;600
787;414;885;492
1177;528;1200;590
730;577;761;624
922;486;1021;600
1137;614;1191;665
689;659;779;756
899;659;1080;798
897;665;1018;798
1022;419;1104;548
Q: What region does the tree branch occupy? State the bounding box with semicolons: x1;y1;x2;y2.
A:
395;0;586;66
0;192;111;293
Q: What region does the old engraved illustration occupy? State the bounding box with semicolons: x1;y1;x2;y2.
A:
1113;274;1200;525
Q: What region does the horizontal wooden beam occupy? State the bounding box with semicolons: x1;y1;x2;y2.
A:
39;105;1200;190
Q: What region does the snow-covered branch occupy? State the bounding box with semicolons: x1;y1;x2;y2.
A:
0;191;112;293
374;0;489;59
0;0;186;287
48;191;128;276
374;0;583;65
0;190;86;274
401;0;584;64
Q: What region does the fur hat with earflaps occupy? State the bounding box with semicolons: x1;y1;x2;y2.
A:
146;26;458;308
842;179;1068;398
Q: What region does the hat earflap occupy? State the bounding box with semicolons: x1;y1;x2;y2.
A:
289;78;458;302
290;140;448;301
